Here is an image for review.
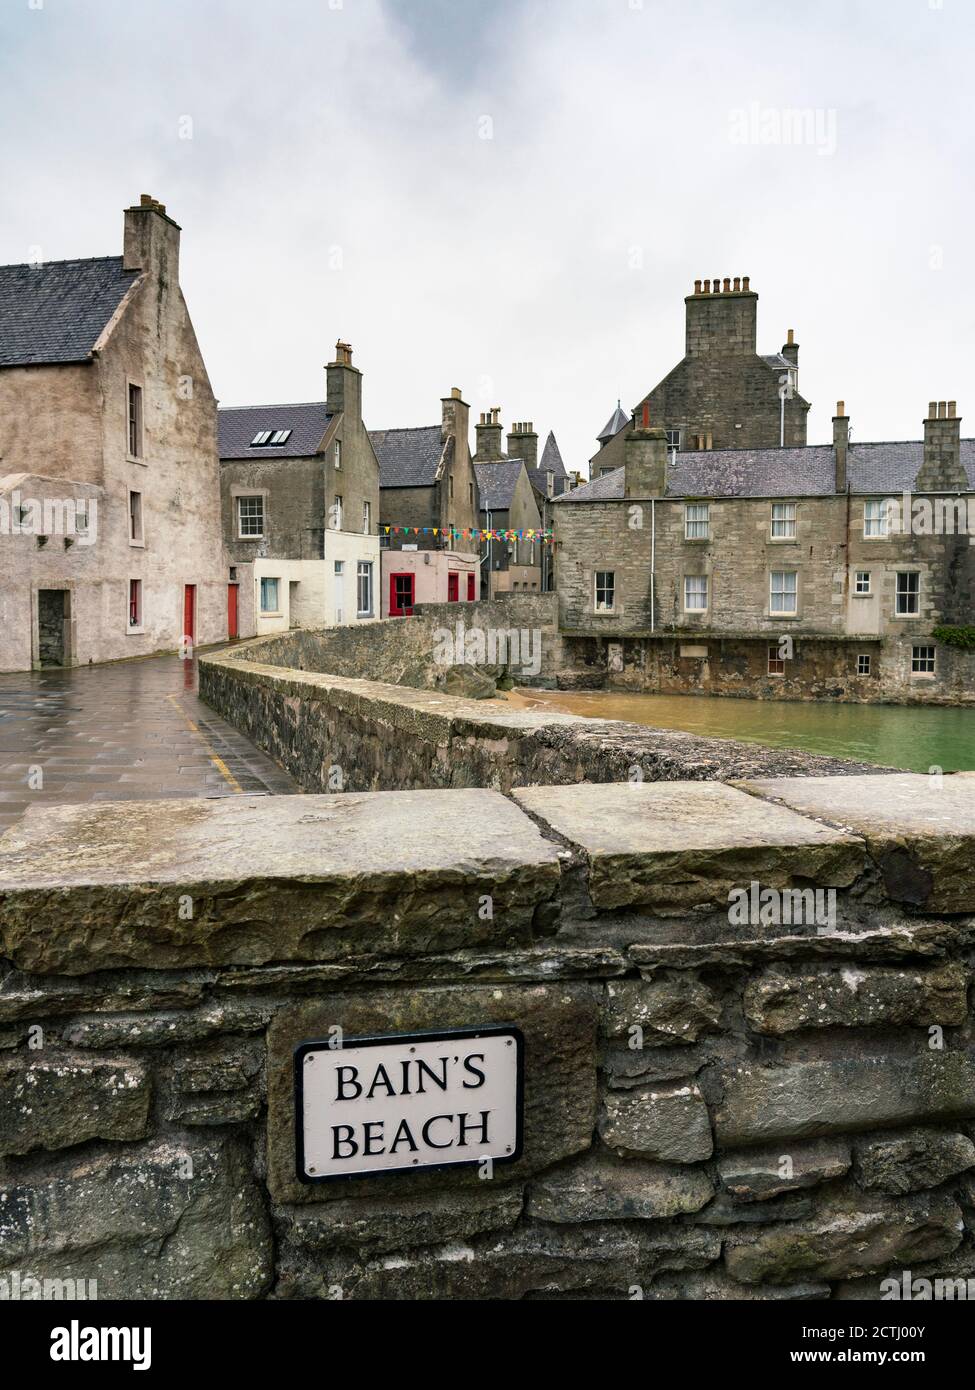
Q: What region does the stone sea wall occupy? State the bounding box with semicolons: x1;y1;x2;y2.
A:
198;636;889;794
1;772;974;1299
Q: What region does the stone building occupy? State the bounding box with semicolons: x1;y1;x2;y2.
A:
590;276;810;479
554;400;975;704
473;408;546;596
219;342;380;636
370;389;480;616
0;195;227;670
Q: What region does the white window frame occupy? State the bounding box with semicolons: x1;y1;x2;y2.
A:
854;571;871;595
684;503;709;540
128;489;144;547
770;502;797;539
362;500;371;535
864;498;890;538
127;381;144;461
356;560;374;618
684;575;708;612
334;440;342;470
260;577;281;614
857;653;872;675
911;645;936;675
332;495;343;531
770;569;798;615
767;643;785;676
895;571;920;616
594;571;615;612
237;495;265;539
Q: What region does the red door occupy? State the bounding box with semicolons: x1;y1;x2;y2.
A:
447;573;459;603
467;572;476;601
228;583;239;640
389;572;415;617
183;585;196;643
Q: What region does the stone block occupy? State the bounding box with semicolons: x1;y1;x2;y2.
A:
0;791;561;974
599;1082;713;1162
743;961;967;1034
0;1057;150;1157
853;1128;975;1195
527;1149;713;1222
718;1138;852;1201
513;781;863;911
601;974;721;1044
279;1186;524;1257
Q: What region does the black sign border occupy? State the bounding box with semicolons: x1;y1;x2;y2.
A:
294;1024;525;1184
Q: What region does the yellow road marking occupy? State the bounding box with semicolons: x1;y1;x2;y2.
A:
166;693;244;794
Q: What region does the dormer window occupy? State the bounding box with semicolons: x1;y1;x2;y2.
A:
250;429;291;447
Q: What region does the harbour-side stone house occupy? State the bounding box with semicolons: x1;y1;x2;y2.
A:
0;195;226;670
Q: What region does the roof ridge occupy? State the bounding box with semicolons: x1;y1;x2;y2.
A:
218;400;328;412
0;254;126;272
369;423;440;434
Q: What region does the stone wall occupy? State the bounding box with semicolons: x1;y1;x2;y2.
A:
1;772;974;1299
199;626;888;794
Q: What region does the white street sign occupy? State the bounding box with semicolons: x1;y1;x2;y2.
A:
296;1026;523;1182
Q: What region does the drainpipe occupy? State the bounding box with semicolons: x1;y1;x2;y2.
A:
778;372;789;447
650;497;656;633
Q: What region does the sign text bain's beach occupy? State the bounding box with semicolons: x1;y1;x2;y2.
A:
296;1026;523;1182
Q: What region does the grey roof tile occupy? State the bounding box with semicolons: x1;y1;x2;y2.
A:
557;440;975;503
218;402;332;459
0;256;140;367
475;459;524;510
539;429;568;477
597;402;630;443
370;425;444;487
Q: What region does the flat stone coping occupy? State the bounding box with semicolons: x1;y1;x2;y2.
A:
737;773;975;912
513;781;864;910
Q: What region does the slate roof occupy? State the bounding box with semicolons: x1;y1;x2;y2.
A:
0;256;141;367
761;353;794;374
556;440;975;503
369;425;445;488
475;460;525;511
539;430;567;477
597;402;630;443
218;402;332;459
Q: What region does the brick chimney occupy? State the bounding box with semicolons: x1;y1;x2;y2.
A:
506;421;538;470
918;400;966;490
441;386;470;452
685;275;757;356
833;401;849;492
474;407;504;461
123;194;181;278
781;328;799;369
326;340;361;420
624;402;667;498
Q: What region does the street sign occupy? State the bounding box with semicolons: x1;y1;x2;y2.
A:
295;1025;523;1182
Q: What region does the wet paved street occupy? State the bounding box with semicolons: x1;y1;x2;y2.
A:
0;649;297;834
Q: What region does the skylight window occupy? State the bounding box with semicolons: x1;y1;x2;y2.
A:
249;428;292;447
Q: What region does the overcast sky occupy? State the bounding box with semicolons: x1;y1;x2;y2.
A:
2;0;973;476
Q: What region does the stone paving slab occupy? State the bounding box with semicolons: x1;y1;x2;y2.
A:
0;789;561;974
737;773;975;912
513;780;864;910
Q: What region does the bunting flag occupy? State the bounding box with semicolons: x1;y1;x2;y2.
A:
381;525;554;543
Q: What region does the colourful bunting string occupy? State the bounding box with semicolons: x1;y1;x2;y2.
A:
381;525;554;542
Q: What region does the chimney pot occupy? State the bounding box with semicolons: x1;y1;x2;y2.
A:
742;276;750;291
928;402;937;419
694;279;702;294
451;387;462;400
703;279;711;293
722;277;731;292
948;400;957;417
836;400;846;417
140;194;153;207
939;400;947;418
787;329;794;345
733;276;741;291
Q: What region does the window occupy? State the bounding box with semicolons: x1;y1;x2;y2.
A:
854;571;871;595
469;482;474;507
128;579;142;627
447;573;459;603
449;474;454;501
334;441;342;470
356;561;374;617
250;430;273;446
127;384;143;458
771;502;797;539
380;529;390;549
666;429;681;452
895;572;920;615
768;644;785;676
128;490;143;544
685;503;709;540
334;560;344;576
864;499;890;538
857;653;872;675
333;495;343;530
250;428;291;447
594;571;615;612
237;495;264;538
260;577;280;613
912;645;936;674
684;575;708;611
770;570;798;615
467;572;476;601
362;501;371;535
269;429;291;446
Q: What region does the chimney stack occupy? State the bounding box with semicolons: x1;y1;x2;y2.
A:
782;327;799;369
506;420;538;470
624;403;667;499
686;274;757;356
441;387;470;457
833;400;849;492
918;399;966;490
326;339;362;420
475;407;504;461
123;193;181;278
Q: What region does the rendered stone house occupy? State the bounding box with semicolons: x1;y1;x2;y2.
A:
554;400;975;705
473;409;545;596
0;195;227;670
370;389;480;617
590;276;810;480
219;342;380;636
